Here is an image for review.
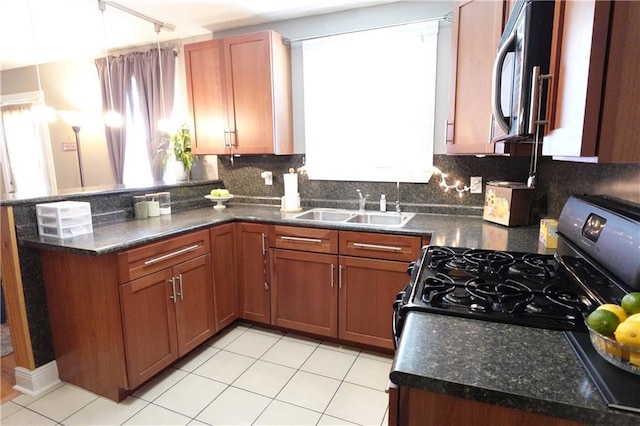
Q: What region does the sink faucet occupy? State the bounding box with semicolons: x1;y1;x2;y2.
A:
395;181;401;213
356;189;369;211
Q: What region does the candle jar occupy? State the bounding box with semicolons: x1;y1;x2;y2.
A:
146;193;160;217
159;192;171;215
133;196;148;219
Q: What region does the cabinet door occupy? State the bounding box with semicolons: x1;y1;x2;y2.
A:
447;0;505;155
271;249;338;337
543;0;640;163
223;31;293;155
210;223;238;330
184;40;228;155
174;254;216;355
339;256;409;349
237;222;271;324
120;269;178;389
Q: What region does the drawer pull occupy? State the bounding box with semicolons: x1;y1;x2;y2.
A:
143;244;200;265
352;242;402;252
280;236;323;244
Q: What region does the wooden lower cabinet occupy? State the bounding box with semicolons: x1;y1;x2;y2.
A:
120;269;179;389
41;230;216;401
390;386;584;426
339;256;408;349
121;254;215;389
271;249;338;337
237;222;271;324
210;223;238;330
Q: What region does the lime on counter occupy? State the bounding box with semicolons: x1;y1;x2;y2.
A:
596;303;628;323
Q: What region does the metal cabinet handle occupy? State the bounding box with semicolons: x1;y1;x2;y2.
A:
280;236;322;244
352;242;402;252
444;120;451;146
339;264;343;289
488;114;495;144
144;244;200;265
527;66;542;135
176;274;184;300
229;130;237;147
169;277;177;303
261;233;267;256
331;264;335;288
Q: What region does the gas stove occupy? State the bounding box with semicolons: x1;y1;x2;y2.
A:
397;245;605;332
392;194;640;412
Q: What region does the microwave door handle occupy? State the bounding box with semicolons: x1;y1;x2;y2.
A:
491;31;516;134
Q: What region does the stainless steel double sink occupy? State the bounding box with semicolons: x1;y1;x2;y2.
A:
291;208;415;228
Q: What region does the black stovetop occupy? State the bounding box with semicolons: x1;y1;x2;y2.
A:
400;246;612;332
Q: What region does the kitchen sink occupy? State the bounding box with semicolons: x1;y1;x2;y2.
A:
346;211;415;227
293;209;356;222
291;208;415;228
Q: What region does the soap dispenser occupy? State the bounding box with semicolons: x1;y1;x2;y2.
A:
380;194;387;212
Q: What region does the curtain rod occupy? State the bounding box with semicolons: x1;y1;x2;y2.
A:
283;12;452;45
98;0;175;32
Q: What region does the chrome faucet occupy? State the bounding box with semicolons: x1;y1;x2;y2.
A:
395;181;401;213
356;189;369;211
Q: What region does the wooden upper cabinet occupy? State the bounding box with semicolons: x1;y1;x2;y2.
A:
542;0;640;163
184;31;293;156
184;40;228;155
446;0;505;155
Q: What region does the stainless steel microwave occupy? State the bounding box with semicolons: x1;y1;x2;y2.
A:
491;0;554;142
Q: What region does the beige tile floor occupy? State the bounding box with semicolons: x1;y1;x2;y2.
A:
0;322;393;425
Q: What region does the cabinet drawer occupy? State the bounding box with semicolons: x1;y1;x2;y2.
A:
271;225;338;254
117;230;210;283
339;231;421;262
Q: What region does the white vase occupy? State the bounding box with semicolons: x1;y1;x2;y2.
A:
171;160;189;182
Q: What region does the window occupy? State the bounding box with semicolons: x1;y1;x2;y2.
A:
0;91;57;194
301;21;439;182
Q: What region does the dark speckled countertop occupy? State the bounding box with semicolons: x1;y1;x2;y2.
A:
391;312;640;425
18;204;545;255
20;203;632;424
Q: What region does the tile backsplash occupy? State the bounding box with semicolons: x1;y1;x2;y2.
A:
217;154;639;220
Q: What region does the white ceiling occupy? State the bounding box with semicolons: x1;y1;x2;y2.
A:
0;0;401;71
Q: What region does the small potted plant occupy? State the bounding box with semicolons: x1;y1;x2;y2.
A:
157;124;196;181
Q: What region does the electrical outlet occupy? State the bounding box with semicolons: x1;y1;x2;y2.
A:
470;177;483;194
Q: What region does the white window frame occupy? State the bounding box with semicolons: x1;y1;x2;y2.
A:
301;21;439;183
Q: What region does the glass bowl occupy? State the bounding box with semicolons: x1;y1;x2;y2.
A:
586;322;640;375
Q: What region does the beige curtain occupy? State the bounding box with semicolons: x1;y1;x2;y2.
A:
0;104;53;194
96;48;176;183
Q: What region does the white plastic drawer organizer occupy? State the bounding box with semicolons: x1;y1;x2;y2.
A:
36;201;93;238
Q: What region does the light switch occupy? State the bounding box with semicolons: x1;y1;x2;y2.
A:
470;177;482;194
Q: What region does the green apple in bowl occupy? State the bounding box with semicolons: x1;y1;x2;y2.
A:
210;189;230;197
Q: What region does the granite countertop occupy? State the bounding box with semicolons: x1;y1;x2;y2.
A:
391;312;640;425
27;202;624;422
18;203;544;255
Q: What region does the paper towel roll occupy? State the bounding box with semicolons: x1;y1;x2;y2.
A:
284;173;298;197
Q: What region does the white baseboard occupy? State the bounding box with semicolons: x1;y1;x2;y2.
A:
13;361;62;397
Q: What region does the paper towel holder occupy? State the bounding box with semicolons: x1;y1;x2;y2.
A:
260;171;273;185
